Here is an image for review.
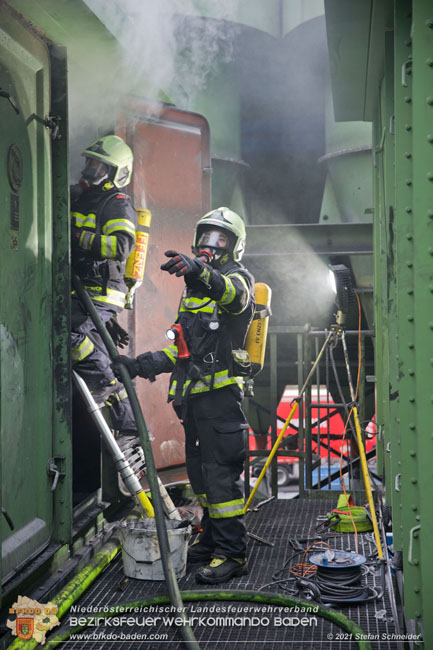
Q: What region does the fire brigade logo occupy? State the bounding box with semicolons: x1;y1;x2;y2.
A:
7;596;60;645
16;617;34;640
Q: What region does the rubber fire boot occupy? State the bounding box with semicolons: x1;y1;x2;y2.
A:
195;557;248;584
187;539;214;564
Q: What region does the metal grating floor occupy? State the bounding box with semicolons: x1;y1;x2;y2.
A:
57;499;400;649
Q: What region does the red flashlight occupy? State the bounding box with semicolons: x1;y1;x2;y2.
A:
166;323;190;360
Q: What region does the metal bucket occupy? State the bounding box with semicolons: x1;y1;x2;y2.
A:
119;517;191;581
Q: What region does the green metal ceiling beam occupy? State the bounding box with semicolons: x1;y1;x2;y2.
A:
8;0;117;69
245;222;373;257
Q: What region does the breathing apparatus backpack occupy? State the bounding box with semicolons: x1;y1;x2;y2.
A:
233;282;272;394
124;207;152;308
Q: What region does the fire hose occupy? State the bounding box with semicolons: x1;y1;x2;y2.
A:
71;274;200;650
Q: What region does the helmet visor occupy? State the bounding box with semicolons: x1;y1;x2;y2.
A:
81;158;109;184
197;229;230;250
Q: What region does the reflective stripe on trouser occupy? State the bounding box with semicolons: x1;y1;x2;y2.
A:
180;386;247;559
71;297;137;434
72;335;95;363
207;498;245;518
72;286;126;309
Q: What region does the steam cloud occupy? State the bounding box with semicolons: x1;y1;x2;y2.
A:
68;2;335;326
69;0;238;178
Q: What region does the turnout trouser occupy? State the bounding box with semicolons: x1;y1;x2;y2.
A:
71;297;137;433
180;386;249;559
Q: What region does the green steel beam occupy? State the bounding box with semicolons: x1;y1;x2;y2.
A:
244;222;373;257
50;44;72;544
381;29;403;558
372;115;388;489
413;0;433;636
393;0;421;623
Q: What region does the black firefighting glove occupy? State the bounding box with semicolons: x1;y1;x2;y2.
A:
160;250;205;278
106;315;129;349
111;355;140;380
111;353;156;382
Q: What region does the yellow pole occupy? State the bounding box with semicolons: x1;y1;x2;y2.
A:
350;405;383;558
137;489;155;518
245;400;299;512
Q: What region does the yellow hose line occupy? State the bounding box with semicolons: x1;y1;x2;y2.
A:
244;400;298;512
351;406;383;558
137;489;155;517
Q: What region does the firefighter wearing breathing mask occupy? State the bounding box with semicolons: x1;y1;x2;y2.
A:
112;208;255;584
70;135;139;444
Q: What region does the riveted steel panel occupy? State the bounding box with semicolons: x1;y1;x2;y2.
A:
0;3;57;590
412;0;433;634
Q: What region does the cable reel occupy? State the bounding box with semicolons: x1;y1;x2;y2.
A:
297;550;380;604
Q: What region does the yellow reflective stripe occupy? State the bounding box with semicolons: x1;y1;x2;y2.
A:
87;287;126;308
163;345;178;364
219;275;236;306
196;494;208;508
189;376;241;395
71;336;94;363
222;272;251;315
169;371;243;396
207;498;245;519
100;235;117;259
190;369;233;392
79;231;95;251
179;304;215;314
92;294;125;308
179;296;215;312
71;212;96;228
102;218;136;236
180;296;216;314
228;272;250;298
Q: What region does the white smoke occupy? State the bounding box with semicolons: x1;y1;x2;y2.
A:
69;0;239;177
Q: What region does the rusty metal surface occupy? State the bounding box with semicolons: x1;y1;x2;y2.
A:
118;102;211;469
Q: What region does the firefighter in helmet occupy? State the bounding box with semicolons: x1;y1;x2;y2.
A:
71;135;138;444
113;208;255;584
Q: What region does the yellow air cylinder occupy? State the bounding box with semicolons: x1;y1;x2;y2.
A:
245;282;272;376
124;208;152;308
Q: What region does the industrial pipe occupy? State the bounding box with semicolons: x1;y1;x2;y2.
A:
72;370;155;518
